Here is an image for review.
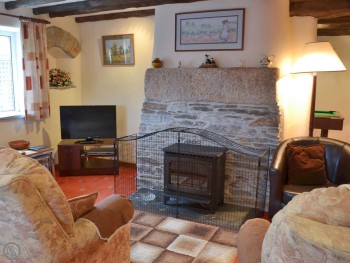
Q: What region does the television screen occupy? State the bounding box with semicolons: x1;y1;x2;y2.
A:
60;105;117;140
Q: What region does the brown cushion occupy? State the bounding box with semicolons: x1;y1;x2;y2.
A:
68;192;98;221
82;194;134;239
287;143;327;185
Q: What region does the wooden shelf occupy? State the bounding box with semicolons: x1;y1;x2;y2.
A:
49;85;76;89
58;139;117;176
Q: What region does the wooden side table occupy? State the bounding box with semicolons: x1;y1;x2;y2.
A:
314;111;344;137
20;148;56;177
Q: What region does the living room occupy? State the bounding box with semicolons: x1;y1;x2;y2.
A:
1;0;350;262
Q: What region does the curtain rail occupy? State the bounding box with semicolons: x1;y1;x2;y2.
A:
0;12;50;24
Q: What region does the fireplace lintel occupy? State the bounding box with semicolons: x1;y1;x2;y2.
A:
145;67;279;105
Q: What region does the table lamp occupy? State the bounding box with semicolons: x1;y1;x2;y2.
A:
292;41;346;136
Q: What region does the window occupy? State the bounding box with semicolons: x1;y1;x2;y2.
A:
0;27;23;118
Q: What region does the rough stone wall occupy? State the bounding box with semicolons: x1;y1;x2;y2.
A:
139;101;279;149
138;67;280;207
47;26;82;58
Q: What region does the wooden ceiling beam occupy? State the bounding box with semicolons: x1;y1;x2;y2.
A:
317;17;350;36
5;0;65;10
290;0;350;19
33;0;210;17
318;28;350;36
75;9;155;23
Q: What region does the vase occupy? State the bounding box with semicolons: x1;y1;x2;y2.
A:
152;62;163;68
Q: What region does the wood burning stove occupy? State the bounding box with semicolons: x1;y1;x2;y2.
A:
163;143;227;211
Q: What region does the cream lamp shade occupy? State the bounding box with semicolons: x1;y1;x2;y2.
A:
292;41;346;73
291;41;346;137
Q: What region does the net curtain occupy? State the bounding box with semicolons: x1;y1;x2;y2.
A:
21;20;50;121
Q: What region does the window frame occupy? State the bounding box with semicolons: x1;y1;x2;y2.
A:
0;26;24;119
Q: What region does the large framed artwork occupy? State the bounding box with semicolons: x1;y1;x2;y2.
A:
102;34;135;65
175;9;245;51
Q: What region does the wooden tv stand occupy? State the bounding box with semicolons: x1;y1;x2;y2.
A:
58;139;117;176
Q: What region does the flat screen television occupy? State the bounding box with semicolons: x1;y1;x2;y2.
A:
60;105;117;142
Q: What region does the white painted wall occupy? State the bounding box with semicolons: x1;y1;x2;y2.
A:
316;36;350;142
0;4;81;155
153;0;316;140
154;0;292;71
280;17;318;139
45;16;82;153
79;17;154;137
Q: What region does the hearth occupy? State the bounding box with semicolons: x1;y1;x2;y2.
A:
163;143;227;212
121;127;269;230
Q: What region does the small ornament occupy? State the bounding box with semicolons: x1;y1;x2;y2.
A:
152;58;163;68
199;54;217;68
260;55;275;67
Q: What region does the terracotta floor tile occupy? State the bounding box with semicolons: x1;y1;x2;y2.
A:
156;217;192;235
132;211;167;228
193;241;237;263
141;229;178;248
130;223;153;242
131;242;164;263
210;227;238;247
167;235;207;258
153;250;194;263
184;221;218;241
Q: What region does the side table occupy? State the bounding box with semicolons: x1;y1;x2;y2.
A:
20;148;56;177
314;111;344;137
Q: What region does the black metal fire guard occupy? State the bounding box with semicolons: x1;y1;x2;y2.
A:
114;127;270;230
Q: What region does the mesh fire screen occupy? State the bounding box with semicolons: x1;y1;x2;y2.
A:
114;127;269;230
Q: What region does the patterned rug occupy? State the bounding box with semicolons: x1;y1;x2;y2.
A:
131;210;238;263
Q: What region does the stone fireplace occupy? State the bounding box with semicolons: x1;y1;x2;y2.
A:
137;67;280;213
140;67;280;149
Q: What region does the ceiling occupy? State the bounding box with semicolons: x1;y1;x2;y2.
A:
2;0;350;35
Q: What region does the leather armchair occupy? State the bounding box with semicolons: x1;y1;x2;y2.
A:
268;136;350;219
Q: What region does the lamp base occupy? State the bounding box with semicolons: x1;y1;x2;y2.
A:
309;74;317;137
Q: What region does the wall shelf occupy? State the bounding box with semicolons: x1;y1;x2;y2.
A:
49;85;76;89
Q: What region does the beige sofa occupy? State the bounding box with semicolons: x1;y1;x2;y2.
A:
0;147;134;262
238;185;350;263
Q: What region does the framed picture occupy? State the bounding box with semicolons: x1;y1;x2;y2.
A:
175;9;245;51
102;34;135;65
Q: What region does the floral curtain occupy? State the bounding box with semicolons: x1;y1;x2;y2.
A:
21;20;50;121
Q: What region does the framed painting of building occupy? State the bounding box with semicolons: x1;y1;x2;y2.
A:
175;9;245;51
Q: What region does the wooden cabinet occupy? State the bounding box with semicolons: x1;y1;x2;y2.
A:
58;139;117;176
58;145;81;171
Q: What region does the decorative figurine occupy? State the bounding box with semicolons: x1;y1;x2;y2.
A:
199;54;217;68
260;55;275;67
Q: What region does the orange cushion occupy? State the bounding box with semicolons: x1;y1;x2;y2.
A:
286;143;327;185
68;192;98;221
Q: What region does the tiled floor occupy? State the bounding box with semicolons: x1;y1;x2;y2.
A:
55;170;239;262
55;165;136;202
131;210;238;263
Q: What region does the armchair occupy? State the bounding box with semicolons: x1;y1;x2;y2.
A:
238;185;350;263
0;147;134;262
268;136;350;218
